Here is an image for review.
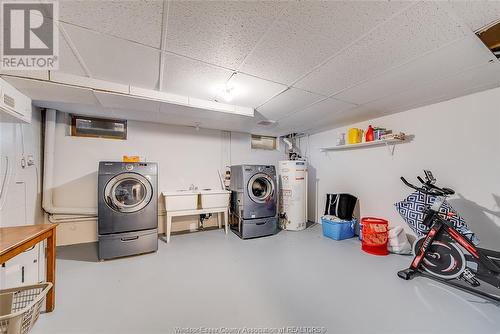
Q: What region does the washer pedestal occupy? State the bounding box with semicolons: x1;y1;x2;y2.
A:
98;229;158;260
231;214;278;239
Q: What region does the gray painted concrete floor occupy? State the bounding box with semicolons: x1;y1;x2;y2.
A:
32;225;500;334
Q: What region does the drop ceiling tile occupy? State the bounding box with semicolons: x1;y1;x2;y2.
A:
240;1;411;85
166;1;283;69
304;62;500;134
58;28;88;76
2;17;87;77
334;36;495;105
276;97;356;134
312;105;384;133
94;91;160;113
448;1;500;31
63;23;160;90
257;88;324;120
162;54;233;100
59;0;163;48
294;1;470;96
224;73;287;108
365;62;500;114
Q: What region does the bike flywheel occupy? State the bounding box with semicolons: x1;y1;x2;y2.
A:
413;236;466;279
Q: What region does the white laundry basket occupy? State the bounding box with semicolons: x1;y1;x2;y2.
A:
0;282;52;334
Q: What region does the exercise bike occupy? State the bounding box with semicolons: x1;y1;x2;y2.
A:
397;170;500;302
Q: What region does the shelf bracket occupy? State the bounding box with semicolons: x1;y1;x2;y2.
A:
385;142;396;155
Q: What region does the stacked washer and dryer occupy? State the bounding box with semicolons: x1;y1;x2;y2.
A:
229;165;279;239
98;162;158;260
229;162;308;239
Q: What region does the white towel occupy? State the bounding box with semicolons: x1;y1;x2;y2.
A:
387;225;412;254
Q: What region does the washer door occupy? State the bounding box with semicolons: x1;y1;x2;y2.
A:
247;173;274;203
104;173;153;213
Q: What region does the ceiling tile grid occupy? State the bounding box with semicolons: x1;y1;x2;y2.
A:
239;1;412;85
5;1;500;136
447;0;500;31
294;1;471;96
223;73;287;108
162;54;234;100
362;62;500;116
58;26;88;76
59;0;164;48
165;1;283;69
333;36;495;105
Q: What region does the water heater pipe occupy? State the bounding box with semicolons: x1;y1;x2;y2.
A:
42;109;97;216
282;137;293;151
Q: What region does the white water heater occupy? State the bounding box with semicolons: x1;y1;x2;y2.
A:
278;160;307;231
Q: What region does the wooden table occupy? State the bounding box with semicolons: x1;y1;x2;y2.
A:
0;223;58;312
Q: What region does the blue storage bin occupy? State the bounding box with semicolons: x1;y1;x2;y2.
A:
321;216;356;240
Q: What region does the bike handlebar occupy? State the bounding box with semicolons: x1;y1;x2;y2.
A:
401;172;455;196
400;177;420;191
417;176;426;185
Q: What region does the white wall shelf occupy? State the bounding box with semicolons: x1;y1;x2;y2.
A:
320;138;406;154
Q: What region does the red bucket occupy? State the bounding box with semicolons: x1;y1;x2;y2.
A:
361;217;389;256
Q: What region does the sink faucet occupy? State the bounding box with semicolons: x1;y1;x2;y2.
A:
189;184;198;191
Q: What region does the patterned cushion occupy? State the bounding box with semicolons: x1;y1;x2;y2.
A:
395;191;479;245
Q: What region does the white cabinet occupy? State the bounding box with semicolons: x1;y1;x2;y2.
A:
0;245;40;289
0;78;32;123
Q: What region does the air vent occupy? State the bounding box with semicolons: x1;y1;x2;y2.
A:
476;20;500;59
3;94;15;109
257;120;277;126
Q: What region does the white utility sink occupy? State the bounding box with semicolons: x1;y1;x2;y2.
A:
162;191;199;211
162;189;230;211
199;189;230;209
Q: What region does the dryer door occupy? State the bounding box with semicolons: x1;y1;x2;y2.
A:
104;173;153;213
247;173;274;204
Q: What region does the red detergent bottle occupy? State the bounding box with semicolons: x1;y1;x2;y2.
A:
365;125;374;142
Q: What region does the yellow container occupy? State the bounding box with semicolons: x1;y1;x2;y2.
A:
122;155;140;162
347;128;362;144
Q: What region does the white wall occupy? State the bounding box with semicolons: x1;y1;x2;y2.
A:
51;112;285;244
301;87;500;249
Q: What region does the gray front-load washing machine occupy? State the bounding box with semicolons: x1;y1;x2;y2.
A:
98;161;158;260
230;165;278;239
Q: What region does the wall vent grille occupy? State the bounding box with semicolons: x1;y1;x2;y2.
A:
3;94;15;109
